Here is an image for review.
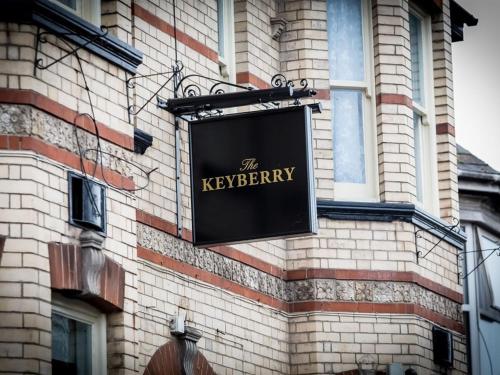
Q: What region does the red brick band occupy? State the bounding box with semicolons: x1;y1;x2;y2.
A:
0;88;134;151
436;122;456;136
376;93;412;109
138;246;464;333
314;89;330;100
235;72;270;89
0;135;135;190
132;4;219;63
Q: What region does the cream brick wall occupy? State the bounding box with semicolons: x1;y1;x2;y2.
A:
290;313;467;374
279;1;334;200
235;0;281;83
0;151;138;374
0;24;132;137
373;0;418;204
432;0;460;222
0;0;467;373
137;261;290;375
288;218;461;293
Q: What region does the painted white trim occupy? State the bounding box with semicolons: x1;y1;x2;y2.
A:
217;0;235;83
330;0;379;202
52;294;107;375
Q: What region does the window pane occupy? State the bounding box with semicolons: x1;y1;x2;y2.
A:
410;13;424;105
413;113;423;202
479;235;500;309
52;313;92;375
328;0;364;81
332;90;366;183
217;0;225;58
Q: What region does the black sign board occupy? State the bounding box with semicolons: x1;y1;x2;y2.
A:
189;105;317;247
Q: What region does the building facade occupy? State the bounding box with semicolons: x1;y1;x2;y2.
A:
0;0;476;374
458;146;500;375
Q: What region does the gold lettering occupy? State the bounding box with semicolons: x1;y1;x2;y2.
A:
260;170;271;184
225;174;236;188
202;165;297;192
215;176;225;190
237;173;248;187
240;158;259;171
272;168;284;182
284;167;295;181
248;172;258;186
202;178;215;192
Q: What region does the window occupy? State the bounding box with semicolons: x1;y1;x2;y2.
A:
217;0;235;82
409;7;439;214
477;230;500;320
68;172;106;234
48;0;101;26
327;0;378;201
52;294;107;375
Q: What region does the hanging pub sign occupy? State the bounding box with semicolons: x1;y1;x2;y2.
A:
189;105;318;247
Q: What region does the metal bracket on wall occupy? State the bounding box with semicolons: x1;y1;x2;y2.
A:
457;244;500;282
125;60;320;122
33;25;108;75
414;217;461;264
158;71;318;119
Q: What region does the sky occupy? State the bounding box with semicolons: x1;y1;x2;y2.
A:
452;0;500;171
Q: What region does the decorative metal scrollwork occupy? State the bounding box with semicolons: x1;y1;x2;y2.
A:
125;61;314;120
173;73;251;99
34;26;108;73
270;74;310;91
271;74;293;88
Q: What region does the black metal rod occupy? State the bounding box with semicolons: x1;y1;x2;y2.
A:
159;86;317;116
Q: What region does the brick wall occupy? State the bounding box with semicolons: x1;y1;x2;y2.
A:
0;0;466;373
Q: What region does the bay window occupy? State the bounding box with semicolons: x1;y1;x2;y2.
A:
409;7;439;214
327;0;378;201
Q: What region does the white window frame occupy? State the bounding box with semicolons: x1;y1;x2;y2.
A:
48;0;101;26
409;5;440;215
329;0;378;202
217;0;235;83
52;293;107;375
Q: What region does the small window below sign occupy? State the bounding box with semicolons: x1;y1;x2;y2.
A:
68;172;106;234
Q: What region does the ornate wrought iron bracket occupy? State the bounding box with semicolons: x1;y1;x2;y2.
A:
159;73;318;119
34;25;109;75
414;217;461;264
125;61;319;121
